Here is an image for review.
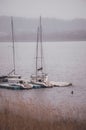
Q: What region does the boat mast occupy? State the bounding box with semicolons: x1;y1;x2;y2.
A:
11;16;15;75
35;16;44;81
36;27;39;81
40;16;43;74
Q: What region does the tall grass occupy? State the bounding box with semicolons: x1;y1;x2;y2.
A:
0;90;86;130
0;109;86;130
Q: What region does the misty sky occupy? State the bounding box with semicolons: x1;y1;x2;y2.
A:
0;0;86;19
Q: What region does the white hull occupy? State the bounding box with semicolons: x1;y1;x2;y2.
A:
49;81;72;87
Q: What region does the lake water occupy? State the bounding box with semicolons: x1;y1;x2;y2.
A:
0;41;86;121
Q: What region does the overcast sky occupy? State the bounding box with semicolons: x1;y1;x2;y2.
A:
0;0;86;19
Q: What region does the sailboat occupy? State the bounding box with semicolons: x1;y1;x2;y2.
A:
0;17;33;89
30;16;72;88
7;16;21;78
30;16;52;88
0;17;21;81
0;16;72;89
0;17;20;81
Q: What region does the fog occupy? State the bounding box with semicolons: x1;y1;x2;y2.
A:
0;0;86;19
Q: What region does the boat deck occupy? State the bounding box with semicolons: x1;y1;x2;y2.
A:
0;81;72;90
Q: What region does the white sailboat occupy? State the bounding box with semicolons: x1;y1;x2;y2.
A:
30;16;50;88
0;17;20;82
7;16;21;79
0;16;72;89
30;16;72;88
0;17;33;89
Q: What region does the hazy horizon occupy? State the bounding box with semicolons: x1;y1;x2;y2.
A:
0;0;86;42
0;16;86;42
0;0;86;20
0;15;86;20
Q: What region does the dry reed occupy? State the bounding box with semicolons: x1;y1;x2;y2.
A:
0;90;86;130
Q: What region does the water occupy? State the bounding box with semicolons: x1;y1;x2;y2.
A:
0;41;86;120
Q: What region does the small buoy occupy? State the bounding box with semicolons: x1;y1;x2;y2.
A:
71;91;74;94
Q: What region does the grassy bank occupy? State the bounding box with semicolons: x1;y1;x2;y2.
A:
0;89;86;130
0;109;86;130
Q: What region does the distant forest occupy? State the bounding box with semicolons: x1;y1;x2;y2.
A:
0;16;86;42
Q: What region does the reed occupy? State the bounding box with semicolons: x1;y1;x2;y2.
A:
0;90;86;130
0;106;86;130
0;109;86;130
